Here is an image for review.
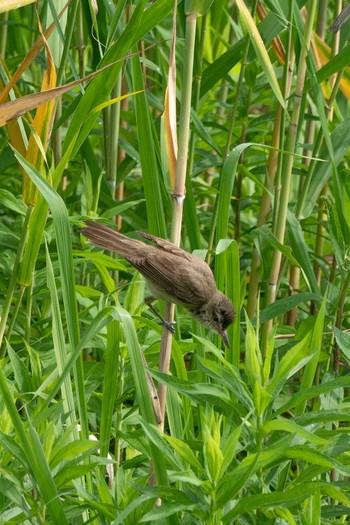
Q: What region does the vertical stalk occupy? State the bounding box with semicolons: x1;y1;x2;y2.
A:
0;205;33;358
77;1;85;78
288;3;331;325
261;0;317;353
184;14;206;250
287;117;315;326
247;8;295;319
116;79;129;232
157;11;197;430
223;0;257;158
0;12;9;57
171;13;197;245
207;1;256;257
104;75;122;199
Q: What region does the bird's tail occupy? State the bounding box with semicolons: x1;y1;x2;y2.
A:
81;221;144;257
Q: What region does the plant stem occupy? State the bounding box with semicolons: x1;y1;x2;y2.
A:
157;11;197;431
0;205;33;358
261;0;317;353
247;7;295;319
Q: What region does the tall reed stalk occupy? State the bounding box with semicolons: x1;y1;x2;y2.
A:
261;0;318;353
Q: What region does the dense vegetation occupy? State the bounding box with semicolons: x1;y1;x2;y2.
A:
0;0;350;523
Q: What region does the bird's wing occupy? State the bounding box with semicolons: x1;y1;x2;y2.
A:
126;250;216;307
138;232;194;261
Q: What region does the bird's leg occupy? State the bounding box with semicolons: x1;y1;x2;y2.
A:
144;296;176;334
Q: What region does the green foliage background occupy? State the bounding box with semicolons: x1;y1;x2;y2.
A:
0;0;350;523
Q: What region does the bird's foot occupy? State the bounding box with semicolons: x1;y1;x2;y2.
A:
144;297;176;334
157;320;176;334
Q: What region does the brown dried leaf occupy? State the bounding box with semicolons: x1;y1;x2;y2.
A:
0;49;147;127
0;1;71;105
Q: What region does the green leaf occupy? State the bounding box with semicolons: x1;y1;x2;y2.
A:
296;295;327;414
262;419;328;446
235;0;286;108
334;327;350;363
131;53;167;236
0;189;27;215
306;43;350;90
50;439;99;470
216;143;254;243
301;117;350;217
185;0;214;15
266;329;314;398
286;212;320;293
148;369;233;414
220;424;243;477
164;435;203;471
223;485;315;522
285;446;350;477
254;224;299;266
7;342;33;394
322;196;348;273
196;355;253;411
258;293;322;323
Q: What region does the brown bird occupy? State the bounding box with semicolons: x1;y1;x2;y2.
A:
82;221;236;346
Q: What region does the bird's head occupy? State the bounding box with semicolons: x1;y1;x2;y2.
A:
195;292;236;347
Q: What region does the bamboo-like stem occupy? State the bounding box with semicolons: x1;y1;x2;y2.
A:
247;14;295;319
105;75;122;199
171;13;197;242
77;1;85;78
157;11;197;432
25;276;33;343
223;0;257;158
0;205;33;358
316;0;328;37
0;12;9;58
184;15;206;251
207;1;257;257
314;39;342;275
261;0;317;353
288;4;332;325
287;116;315;326
300;4;342;320
246;105;282;318
56;0;80;86
116;78;129;232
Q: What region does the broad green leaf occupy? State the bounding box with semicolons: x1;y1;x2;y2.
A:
262;419;328;445
285;446;350;477
267;329;314;398
220;424;243;477
223;485;316;522
253;224;299;266
259;293;322;323
164;435;203;471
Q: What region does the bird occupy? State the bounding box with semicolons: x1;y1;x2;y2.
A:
81;221;236;346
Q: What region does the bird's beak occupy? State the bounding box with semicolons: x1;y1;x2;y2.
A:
221;330;230;348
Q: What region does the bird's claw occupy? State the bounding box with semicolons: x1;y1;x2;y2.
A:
158;320;176;334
